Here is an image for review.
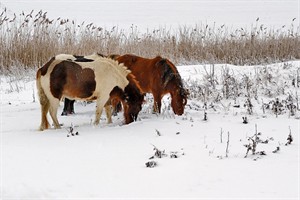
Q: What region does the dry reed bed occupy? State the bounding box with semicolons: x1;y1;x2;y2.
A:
1;9;299;73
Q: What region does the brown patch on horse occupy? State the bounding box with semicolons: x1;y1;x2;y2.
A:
50;60;96;99
40;57;55;76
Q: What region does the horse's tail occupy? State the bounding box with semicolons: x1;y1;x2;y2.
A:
36;68;50;130
36;69;44;102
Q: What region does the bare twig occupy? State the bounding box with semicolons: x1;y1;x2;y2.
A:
225;131;230;157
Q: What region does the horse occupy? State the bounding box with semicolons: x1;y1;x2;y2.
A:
116;54;189;115
56;53;144;124
36;56;140;131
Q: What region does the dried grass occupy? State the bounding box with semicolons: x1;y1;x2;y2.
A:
1;9;299;73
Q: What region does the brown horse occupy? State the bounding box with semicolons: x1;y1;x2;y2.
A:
116;54;188;115
56;53;144;124
36;56;140;130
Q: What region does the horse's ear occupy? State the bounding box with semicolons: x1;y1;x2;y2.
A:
130;55;137;63
96;53;105;57
180;87;189;98
109;54;120;60
155;57;166;67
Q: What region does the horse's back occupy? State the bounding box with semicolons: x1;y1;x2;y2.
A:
117;54;163;92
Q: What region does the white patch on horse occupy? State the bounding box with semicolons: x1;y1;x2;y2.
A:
55;54;76;61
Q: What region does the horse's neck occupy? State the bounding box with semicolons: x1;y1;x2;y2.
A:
112;72;129;90
98;59;129;90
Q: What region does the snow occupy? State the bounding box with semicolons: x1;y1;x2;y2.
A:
1;62;299;199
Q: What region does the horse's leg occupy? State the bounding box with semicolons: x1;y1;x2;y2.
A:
70;100;75;114
123;102;134;124
153;94;162;113
48;98;61;129
61;98;69;116
39;94;50;131
105;103;112;124
94;97;109;125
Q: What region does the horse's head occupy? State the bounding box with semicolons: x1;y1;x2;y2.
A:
170;86;189;115
157;58;189;115
122;95;144;124
110;73;144;124
122;73;144;124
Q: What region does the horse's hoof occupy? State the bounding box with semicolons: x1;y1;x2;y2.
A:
61;111;68;116
93;121;100;126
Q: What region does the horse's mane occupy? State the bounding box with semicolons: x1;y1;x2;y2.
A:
156;57;183;87
97;57;131;78
126;72;144;94
161;57;180;76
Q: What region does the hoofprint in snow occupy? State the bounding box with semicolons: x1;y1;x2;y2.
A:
1;62;299;199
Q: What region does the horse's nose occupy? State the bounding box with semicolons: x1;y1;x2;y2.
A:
175;107;184;115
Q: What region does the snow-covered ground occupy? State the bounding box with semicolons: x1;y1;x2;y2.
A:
1;62;299;199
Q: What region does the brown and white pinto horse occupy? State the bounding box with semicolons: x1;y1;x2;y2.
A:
36;56;135;130
56;53;144;124
116;54;189;115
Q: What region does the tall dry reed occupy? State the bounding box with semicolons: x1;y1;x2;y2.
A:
1;9;299;73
